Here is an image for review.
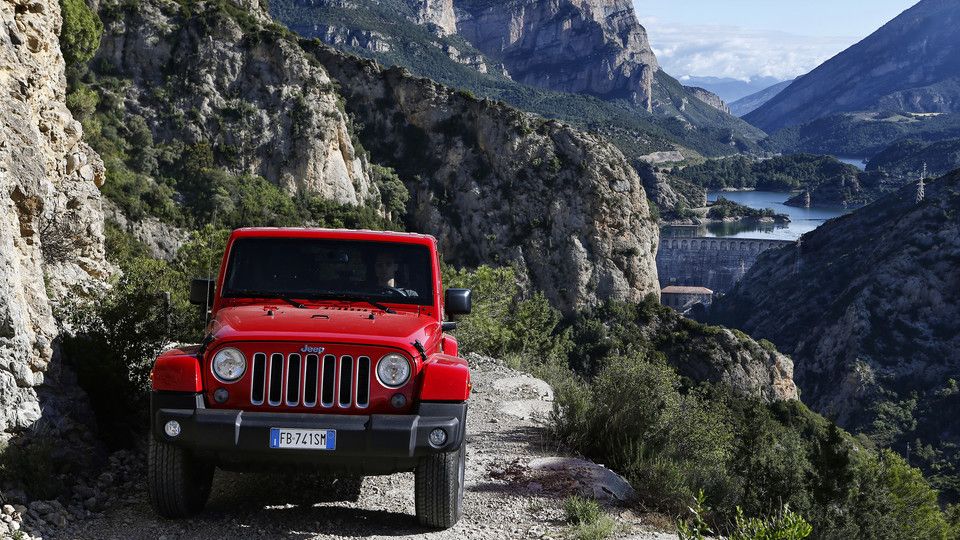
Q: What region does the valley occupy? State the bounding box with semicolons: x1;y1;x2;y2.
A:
1;0;959;538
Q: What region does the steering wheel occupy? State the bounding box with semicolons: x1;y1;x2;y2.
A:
374;286;408;297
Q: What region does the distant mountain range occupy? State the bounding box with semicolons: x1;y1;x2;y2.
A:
680;76;788;103
746;0;960;134
269;0;765;162
730;79;794;117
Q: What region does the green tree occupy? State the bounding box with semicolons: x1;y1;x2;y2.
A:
60;0;103;67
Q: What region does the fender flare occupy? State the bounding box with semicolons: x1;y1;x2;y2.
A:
418;353;471;402
151;347;203;392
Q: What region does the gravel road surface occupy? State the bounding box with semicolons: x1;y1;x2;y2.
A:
56;356;674;540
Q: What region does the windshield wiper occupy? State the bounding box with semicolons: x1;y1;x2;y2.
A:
224;290;308;309
316;292;396;314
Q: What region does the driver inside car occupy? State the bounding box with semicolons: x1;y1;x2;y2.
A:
373;252;418;297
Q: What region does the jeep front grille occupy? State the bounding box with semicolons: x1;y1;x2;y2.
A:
249;352;370;409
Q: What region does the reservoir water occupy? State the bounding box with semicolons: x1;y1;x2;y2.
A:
836;156;868;170
663;191;850;241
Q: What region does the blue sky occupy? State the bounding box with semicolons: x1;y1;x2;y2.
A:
634;0;919;81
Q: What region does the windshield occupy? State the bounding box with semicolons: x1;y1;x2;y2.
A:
222;237;434;306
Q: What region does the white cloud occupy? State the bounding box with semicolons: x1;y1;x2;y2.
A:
644;20;857;81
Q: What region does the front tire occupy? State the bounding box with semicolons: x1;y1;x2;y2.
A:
147;436;214;518
414;442;466;529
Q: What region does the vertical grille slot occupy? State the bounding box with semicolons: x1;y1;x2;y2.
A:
356;356;370;408
250;353;266;405
303;354;319;407
338;356;353;407
321;354;336;407
285;354;302;406
268;353;283;406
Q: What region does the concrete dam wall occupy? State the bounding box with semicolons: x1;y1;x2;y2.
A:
657;237;794;292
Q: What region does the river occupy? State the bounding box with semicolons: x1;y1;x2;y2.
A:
662;191;850;241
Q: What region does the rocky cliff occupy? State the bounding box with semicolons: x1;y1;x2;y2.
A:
409;0;456;35
305;43;661;314
91;0;378;206
746;0;960;133
684;86;730;115
712;172;960;494
1;0;108;441
455;0;658;111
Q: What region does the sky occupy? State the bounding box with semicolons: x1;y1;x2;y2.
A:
634;0;920;81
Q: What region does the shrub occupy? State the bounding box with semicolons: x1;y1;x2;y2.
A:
442;265;572;364
565;495;603;525
730;506;813;540
0;437;71;500
555;353;734;513
60;0;103;67
62;228;225;447
564;496;616;540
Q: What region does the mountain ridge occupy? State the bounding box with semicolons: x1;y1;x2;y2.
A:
746;0;960;133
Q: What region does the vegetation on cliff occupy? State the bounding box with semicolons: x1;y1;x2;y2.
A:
671;153;910;208
867;138;960;178
764;112;960;158
707;198;786;222
447;266;958;539
712;172;960;507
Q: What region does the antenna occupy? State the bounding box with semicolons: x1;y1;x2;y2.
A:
204;214;219;327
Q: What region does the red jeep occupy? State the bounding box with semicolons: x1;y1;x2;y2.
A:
147;228;472;528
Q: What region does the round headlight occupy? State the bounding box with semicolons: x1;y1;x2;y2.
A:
377;353;411;388
212;347;246;382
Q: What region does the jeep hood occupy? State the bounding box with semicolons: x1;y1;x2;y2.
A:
208;304;439;350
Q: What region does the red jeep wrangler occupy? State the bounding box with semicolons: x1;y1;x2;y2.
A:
147;228;472;528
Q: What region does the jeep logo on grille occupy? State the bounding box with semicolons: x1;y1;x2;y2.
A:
300;345;325;354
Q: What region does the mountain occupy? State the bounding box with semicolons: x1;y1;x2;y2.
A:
867;138;960;178
682;76;787;103
730;79;794;117
455;0;659;110
712;172;960;497
0;0;108;440
764;110;960;157
269;0;766;162
746;0;960;134
78;0;660;316
684;86;730;114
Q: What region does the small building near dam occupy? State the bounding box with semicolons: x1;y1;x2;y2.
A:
660;286;715;312
656;237;794;293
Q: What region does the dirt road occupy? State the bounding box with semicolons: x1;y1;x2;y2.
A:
57;356;674;540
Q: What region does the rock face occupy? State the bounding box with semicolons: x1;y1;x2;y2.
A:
306;44;660;314
92;0;378;206
712;173;960;491
409;0;457;35
685;86;730;114
634;162;705;216
0;0;108;440
455;0;658;110
746;0;960;132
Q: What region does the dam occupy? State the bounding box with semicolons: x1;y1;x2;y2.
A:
656;236;794;293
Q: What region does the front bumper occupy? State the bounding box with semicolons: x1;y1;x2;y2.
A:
151;392;466;473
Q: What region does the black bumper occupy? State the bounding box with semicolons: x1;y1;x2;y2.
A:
151;392;467;474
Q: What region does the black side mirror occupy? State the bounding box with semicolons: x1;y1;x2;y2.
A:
445;288;472;316
189;279;215;307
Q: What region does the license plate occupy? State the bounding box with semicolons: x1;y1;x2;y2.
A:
269;428;336;450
